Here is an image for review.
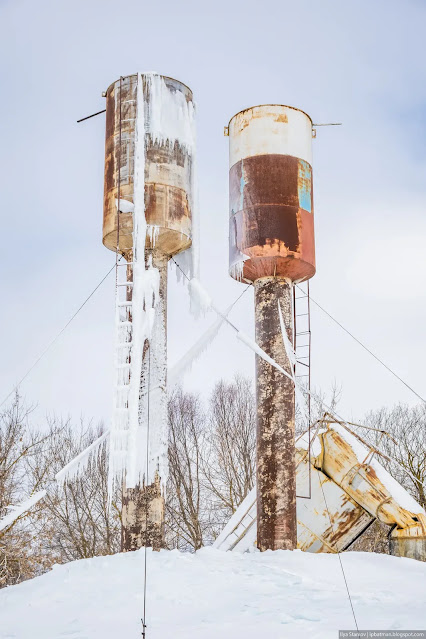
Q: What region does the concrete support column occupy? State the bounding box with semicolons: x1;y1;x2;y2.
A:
121;252;168;552
254;276;296;551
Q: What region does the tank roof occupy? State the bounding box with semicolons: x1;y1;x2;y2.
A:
105;73;193;97
228;104;313;127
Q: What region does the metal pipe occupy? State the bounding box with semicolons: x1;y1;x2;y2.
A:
254;276;296;550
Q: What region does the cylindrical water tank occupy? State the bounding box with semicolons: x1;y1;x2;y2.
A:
103;73;194;257
228;105;315;283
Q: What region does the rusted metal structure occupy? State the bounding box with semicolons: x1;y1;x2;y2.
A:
103;73;195;551
214;422;426;561
227;105;315;551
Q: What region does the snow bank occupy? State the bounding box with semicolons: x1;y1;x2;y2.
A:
1;548;425;639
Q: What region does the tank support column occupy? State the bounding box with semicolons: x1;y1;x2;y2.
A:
121;253;168;552
254;276;296;551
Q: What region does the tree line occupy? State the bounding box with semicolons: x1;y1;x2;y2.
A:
1;380;425;587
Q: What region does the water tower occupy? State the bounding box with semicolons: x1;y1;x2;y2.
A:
227;104;315;551
103;73;195;550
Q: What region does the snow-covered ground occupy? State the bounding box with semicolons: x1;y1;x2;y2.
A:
0;548;425;638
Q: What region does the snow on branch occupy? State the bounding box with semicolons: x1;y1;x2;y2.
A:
55;431;109;487
0;430;110;532
0;490;47;533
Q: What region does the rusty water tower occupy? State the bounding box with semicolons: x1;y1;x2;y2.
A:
227;104;315;551
103;73;195;551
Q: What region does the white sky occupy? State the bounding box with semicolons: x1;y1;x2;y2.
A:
1;0;425;427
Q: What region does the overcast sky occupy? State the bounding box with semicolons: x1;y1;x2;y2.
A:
0;0;425;428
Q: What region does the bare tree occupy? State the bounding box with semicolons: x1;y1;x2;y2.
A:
295;381;342;437
166;388;212;551
0;394;53;587
29;418;121;563
362;403;426;509
203;376;256;522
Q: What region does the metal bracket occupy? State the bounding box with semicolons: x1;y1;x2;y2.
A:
224;126;229;137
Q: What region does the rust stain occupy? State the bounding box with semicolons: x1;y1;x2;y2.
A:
255;278;296;551
275;113;288;123
122;472;165;552
229;154;315;282
102;74;194;257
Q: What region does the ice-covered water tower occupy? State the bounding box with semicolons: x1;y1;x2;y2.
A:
103;73;195;551
227;105;315;551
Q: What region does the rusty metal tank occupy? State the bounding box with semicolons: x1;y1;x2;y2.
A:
103;73;195;257
228;104;315;283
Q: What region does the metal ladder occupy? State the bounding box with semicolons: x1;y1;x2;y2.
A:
111;259;134;469
293;280;312;499
293;280;312;420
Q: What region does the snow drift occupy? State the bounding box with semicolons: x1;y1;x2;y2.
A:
0;548;425;638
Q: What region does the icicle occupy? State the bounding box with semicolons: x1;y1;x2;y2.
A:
168;305;232;386
229;252;250;282
145;73;196;152
145;73;197;287
188;277;212;317
126;72;149;490
55;431;109;487
146;224;160;248
236;331;294;383
0;490;47;532
278;300;297;368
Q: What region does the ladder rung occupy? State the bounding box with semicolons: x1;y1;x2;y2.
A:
118;301;132;307
117;282;133;287
116;342;132;347
117;321;132;327
117;261;134;266
296;313;309;317
117;363;131;369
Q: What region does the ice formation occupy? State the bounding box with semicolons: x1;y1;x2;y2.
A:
188;277;213;317
0;490;47;532
0;430;112;533
146;224;160;248
147;73;199;285
55;431;109;487
236;330;294;383
168;305;233;386
109;72;197;495
115;198;134;214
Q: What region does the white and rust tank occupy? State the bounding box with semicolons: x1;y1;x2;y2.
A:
228;104;315;283
103;73;195;257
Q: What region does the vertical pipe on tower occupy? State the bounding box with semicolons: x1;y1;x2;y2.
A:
254;277;296;550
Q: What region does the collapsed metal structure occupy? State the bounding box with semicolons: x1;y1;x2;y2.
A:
214;419;426;561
